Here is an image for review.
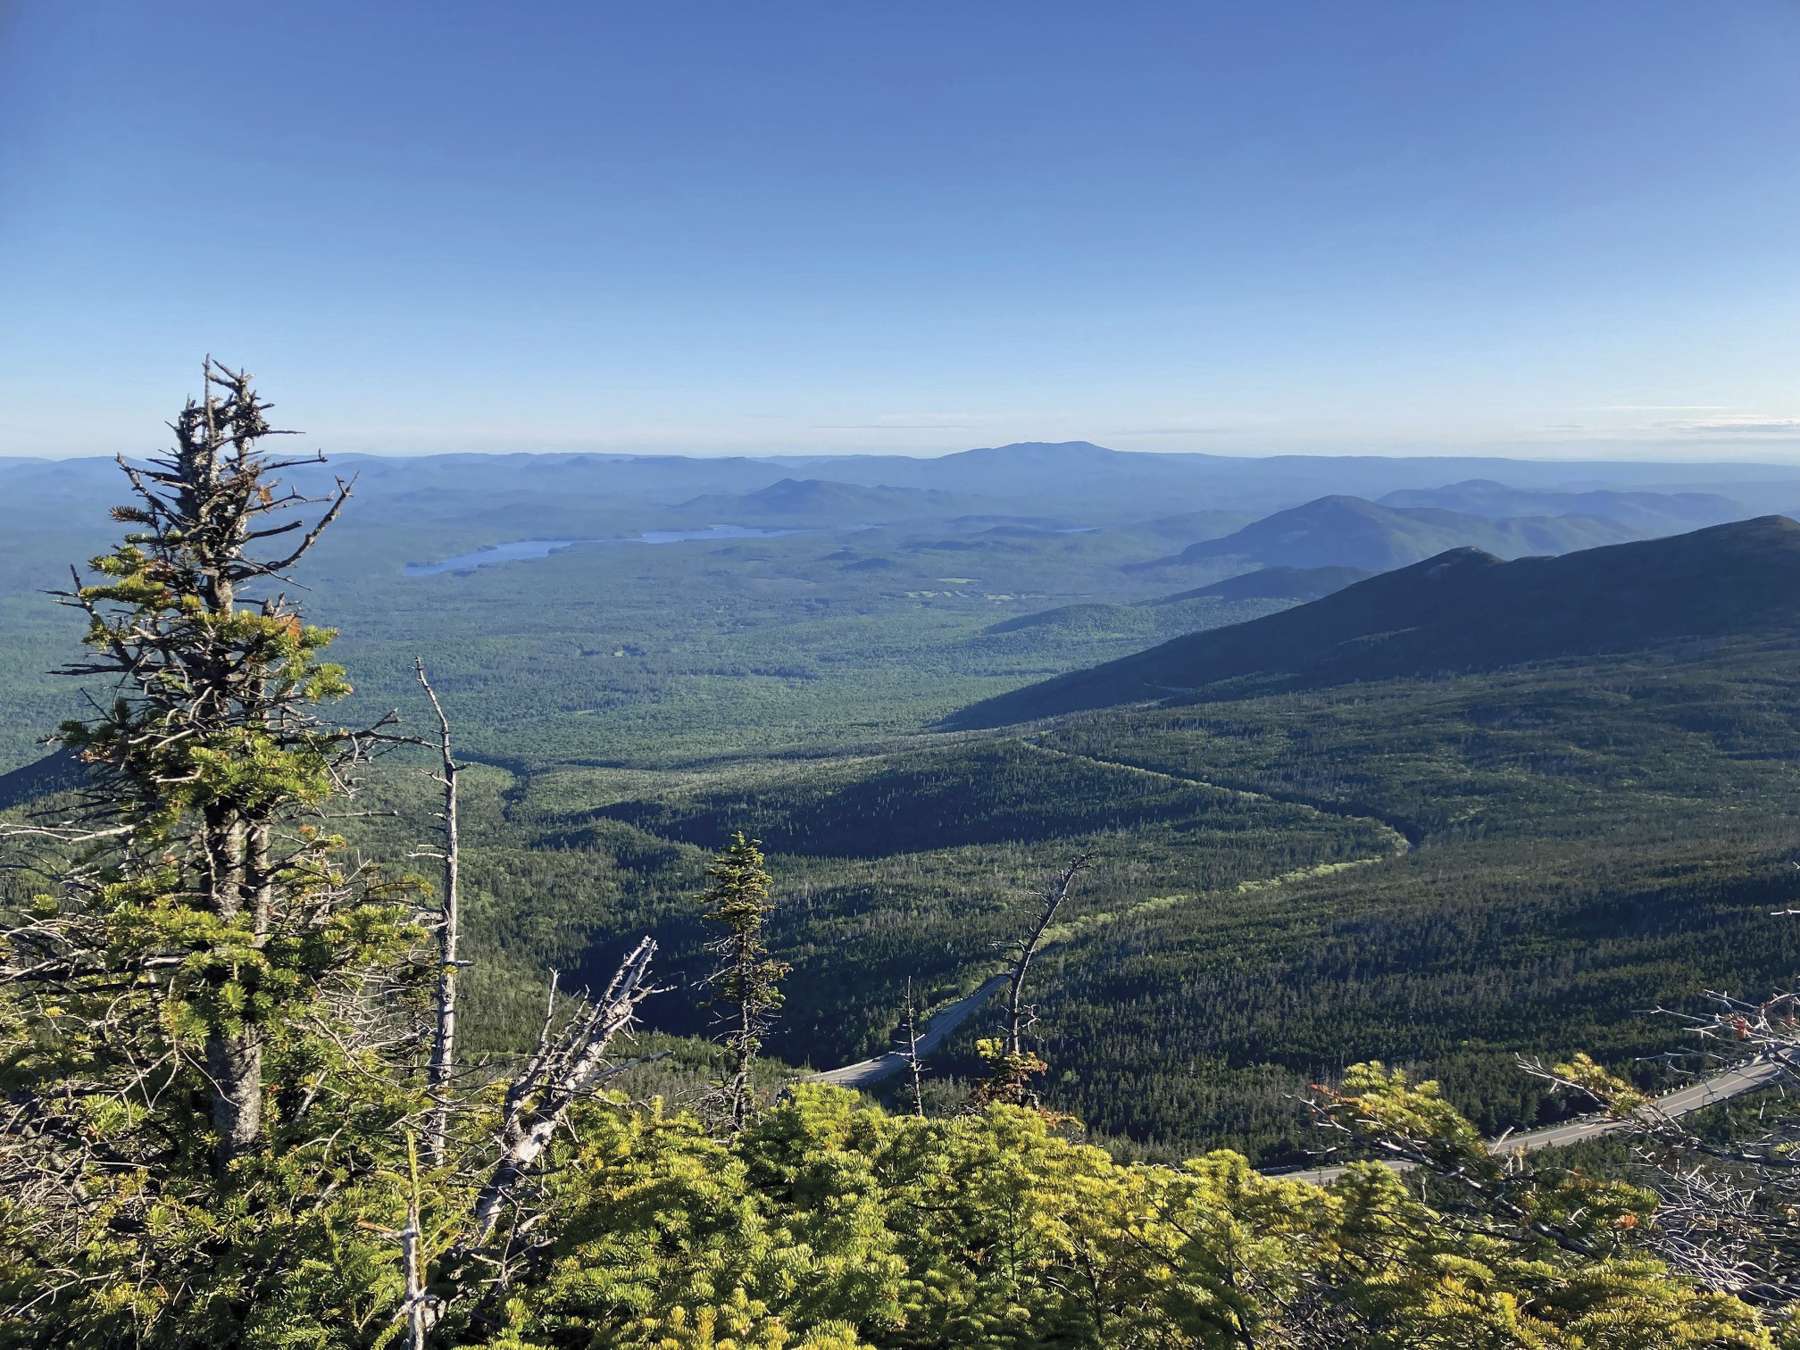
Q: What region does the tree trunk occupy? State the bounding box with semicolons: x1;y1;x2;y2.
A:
417;659;462;1168
427;753;459;1165
471;938;655;1245
208;1031;263;1167
205;802;264;1173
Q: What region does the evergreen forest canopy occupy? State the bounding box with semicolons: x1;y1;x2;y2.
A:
5;368;1800;1345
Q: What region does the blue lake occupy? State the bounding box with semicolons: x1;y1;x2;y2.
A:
405;526;802;576
638;525;803;546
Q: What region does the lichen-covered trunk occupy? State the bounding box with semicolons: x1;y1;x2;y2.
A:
471;938;655;1246
727;929;753;1133
427;760;460;1166
207;1030;264;1167
204;802;264;1172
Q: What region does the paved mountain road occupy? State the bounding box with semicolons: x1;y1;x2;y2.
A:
806;742;1411;1094
804;975;1791;1180
805;973;1010;1090
1275;1057;1789;1185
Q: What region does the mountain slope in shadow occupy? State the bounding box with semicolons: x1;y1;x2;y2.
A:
1149;565;1372;604
950;516;1800;728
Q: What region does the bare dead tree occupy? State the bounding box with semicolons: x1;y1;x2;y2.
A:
1308;957;1800;1310
1004;853;1091;1057
1512;984;1800;1305
394;939;665;1337
899;976;927;1117
470;937;660;1247
969;853;1091;1111
414;657;464;1169
401;1132;429;1350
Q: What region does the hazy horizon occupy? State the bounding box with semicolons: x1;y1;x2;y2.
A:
8;438;1800;469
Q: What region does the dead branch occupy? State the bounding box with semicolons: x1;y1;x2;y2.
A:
1004;853;1091;1056
470;938;659;1247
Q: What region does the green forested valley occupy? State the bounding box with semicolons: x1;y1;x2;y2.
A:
8;409;1800;1345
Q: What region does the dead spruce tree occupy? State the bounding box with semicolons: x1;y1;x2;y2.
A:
414;657;465;1168
971;852;1090;1109
1513;989;1800;1306
700;832;788;1133
1307;959;1800;1316
899;976;927;1117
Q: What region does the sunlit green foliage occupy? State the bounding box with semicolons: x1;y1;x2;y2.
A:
452;1082;1773;1348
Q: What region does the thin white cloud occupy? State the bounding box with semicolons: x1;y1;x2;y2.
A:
1583;404;1737;413
1111;425;1237;436
810;413;980;431
812;422;976;431
1661;416;1800;435
1541;408;1800;443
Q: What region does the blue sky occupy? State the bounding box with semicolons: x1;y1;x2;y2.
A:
3;1;1797;459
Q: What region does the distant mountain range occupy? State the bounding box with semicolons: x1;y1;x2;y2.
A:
674;477;975;523
776;442;1800;517
1132;495;1653;572
11;441;1800;530
1377;479;1746;533
952;516;1800;727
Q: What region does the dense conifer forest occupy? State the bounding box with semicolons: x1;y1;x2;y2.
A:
6;373;1800;1345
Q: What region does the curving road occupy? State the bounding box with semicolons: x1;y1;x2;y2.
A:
807;745;1411;1094
1276;1057;1790;1185
805;973;1010;1090
805;976;1791;1181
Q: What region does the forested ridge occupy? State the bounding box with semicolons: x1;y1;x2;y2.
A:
7;370;1800;1346
367;637;1800;1162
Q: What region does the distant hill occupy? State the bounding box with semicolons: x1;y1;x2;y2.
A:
1136;509;1258;543
979;570;1356;647
1133;495;1640;572
0;748;84;813
936;440;1123;470
676;478;973;522
1150;565;1370;604
985;602;1164;641
952;516;1800;727
1379;479;1746;533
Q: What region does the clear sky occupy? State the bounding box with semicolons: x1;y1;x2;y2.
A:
3;1;1797;459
